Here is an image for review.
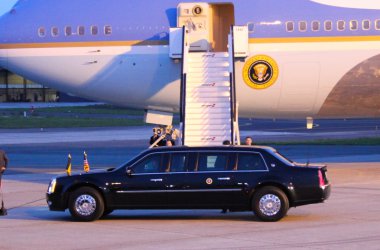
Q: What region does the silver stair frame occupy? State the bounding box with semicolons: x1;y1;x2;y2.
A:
179;25;240;146
179;26;189;145
228;26;240;145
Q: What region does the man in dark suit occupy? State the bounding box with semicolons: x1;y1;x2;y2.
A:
0;149;8;215
0;149;8;176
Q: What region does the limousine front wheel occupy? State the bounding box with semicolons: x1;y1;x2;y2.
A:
68;187;105;222
252;186;289;222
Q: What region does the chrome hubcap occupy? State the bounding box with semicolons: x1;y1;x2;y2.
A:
259;194;281;216
75;194;96;216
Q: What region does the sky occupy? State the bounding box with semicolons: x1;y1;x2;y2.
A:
0;0;18;16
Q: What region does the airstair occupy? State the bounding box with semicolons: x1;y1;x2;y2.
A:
178;26;241;146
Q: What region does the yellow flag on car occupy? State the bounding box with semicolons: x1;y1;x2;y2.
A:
66;154;72;176
83;151;90;173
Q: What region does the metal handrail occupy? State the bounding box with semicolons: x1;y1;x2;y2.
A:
179;26;189;145
229;25;238;144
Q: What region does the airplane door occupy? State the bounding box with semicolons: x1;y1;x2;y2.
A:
177;3;210;51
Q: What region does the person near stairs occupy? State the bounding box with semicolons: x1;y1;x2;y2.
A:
0;148;8;177
0;148;9;215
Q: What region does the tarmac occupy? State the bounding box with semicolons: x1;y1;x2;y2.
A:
0;105;379;249
0;163;379;250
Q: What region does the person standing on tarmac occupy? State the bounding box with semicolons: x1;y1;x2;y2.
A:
244;136;254;145
0;148;8;177
0;148;9;215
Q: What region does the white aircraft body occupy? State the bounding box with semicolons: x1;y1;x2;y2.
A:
0;0;380;119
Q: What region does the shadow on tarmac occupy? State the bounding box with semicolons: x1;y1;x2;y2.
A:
3;206;322;223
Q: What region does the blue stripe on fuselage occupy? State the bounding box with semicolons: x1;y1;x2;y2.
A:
0;0;379;45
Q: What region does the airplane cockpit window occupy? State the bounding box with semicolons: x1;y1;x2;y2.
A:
65;26;72;36
51;27;59;37
312;21;320;31
324;20;333;31
38;27;46;37
376;20;380;30
350;20;358;31
337;20;345;31
247;22;255;33
91;26;98;35
299;21;307;32
362;20;370;30
104;25;112;35
78;26;85;36
286;21;294;32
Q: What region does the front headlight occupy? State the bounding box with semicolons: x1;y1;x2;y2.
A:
47;178;57;194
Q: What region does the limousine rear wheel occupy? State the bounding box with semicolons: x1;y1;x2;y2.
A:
68;187;105;222
252;186;289;222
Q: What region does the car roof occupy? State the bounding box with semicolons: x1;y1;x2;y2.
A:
144;145;276;153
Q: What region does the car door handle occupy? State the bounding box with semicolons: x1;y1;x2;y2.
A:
217;177;231;181
150;178;163;182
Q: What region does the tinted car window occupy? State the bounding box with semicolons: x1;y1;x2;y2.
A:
198;153;227;171
237;153;267;171
133;154;162;173
169;153;187;172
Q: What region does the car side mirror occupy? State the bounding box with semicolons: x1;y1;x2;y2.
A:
126;167;133;176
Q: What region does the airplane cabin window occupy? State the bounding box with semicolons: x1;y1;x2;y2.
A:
312;21;320;31
324;20;333;31
51;27;59;37
362;20;370;30
350;20;358;30
38;27;46;37
65;26;72;36
286;21;294;32
91;26;98;35
337;20;345;31
104;25;112;35
78;26;85;36
376;20;380;30
299;21;307;32
247;22;255;33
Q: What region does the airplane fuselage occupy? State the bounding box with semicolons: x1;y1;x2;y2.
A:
0;0;380;118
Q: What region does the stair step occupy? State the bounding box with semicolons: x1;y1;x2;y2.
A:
187;62;230;68
188;58;229;64
185;108;230;115
186;103;231;109
187;91;230;98
185;112;231;119
187;76;230;80
187;87;230;93
188;67;229;73
188;52;229;58
184;137;232;146
187;76;230;83
186;81;230;87
186;95;231;100
184;131;231;137
184;124;231;130
184;119;232;126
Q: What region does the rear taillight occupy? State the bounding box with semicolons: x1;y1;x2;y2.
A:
318;170;325;187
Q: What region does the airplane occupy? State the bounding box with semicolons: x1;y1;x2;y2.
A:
0;0;380;121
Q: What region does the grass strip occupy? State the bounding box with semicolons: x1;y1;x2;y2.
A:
0;104;145;115
0;116;144;128
261;137;380;146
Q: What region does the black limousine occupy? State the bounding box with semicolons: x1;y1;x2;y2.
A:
47;146;331;222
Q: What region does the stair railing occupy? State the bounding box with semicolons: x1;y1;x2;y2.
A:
228;26;239;145
179;26;189;145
